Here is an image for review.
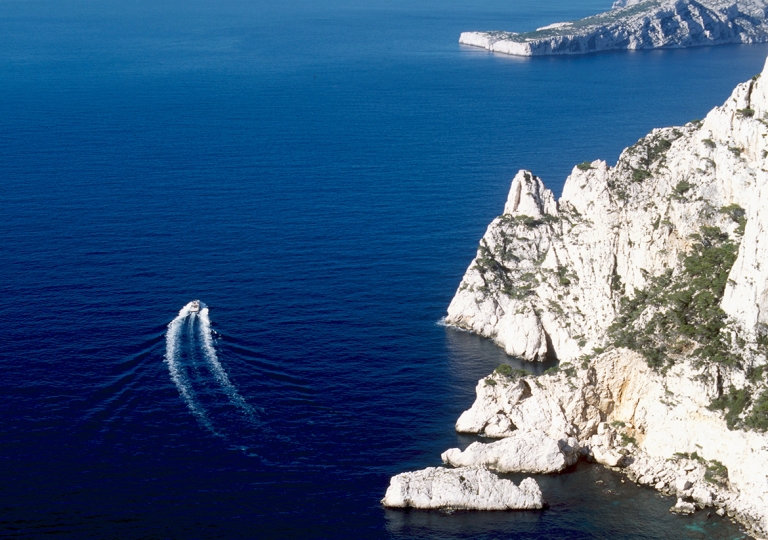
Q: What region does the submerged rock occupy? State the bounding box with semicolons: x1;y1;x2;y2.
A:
460;0;768;57
381;467;545;510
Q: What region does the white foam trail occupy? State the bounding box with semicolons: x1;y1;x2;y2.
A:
186;314;199;372
165;301;215;431
198;307;257;418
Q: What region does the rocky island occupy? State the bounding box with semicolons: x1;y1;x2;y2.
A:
459;0;768;57
384;57;768;537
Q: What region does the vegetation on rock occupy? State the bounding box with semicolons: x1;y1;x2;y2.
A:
737;107;755;118
609;225;739;370
495;363;531;380
744;390;768;431
720;204;747;236
704;459;729;487
709;386;751;430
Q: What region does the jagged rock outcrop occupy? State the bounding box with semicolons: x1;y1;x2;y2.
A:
460;0;768;57
381;467;545;510
435;59;768;534
452;351;768;535
441;428;579;473
447;56;768;366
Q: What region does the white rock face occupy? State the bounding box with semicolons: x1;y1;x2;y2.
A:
455;374;591;439
671;498;697;514
460;0;768;57
453;350;768;536
441;429;577;473
381;467;545;510
447;57;768;364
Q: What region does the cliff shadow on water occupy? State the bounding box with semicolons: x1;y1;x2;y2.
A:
445;325;558;386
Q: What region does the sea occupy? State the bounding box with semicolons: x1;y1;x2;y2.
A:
1;0;766;538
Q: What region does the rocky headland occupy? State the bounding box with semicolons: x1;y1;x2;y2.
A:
384;57;768;537
459;0;768;57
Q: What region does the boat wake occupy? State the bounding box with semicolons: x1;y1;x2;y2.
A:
198;306;258;419
164;301;259;435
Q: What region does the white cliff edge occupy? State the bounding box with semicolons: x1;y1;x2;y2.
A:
386;59;768;536
460;0;768;57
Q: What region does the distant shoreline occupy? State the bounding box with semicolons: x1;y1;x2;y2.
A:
460;0;768;57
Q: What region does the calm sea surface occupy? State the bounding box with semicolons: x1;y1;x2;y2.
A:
1;0;765;538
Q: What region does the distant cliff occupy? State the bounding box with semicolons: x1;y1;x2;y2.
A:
460;0;768;56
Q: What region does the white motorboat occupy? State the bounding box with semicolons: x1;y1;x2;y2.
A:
189;300;201;313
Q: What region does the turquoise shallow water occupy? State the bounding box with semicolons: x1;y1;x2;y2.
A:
0;0;762;537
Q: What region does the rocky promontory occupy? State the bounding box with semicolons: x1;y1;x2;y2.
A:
386;57;768;537
460;0;768;57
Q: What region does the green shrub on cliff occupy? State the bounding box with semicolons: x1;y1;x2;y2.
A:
720;204;747;236
745;390;768;431
647;138;672;163
620;433;637;447
704;460;729;486
494;363;530;380
709;386;750;430
609;225;739;370
748;365;766;383
671;180;692;200
631;168;651;182
707;386;768;432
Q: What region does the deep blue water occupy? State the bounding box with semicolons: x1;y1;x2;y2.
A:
1;0;765;538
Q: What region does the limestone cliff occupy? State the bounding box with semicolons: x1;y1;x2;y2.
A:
460;0;768;57
447;57;768;367
450;351;768;534
436;58;768;536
